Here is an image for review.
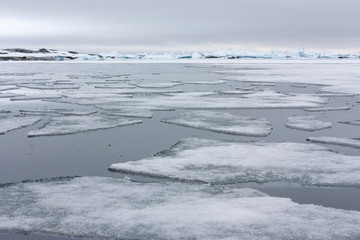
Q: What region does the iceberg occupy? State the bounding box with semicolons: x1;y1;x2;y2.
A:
161;111;272;136
0;177;359;240
307;137;360;149
27;115;142;137
285;115;332;131
109;138;360;186
0;116;41;135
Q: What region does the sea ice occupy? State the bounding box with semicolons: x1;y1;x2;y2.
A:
0;177;359;240
27;115;142;137
339;120;360;126
307;137;360;149
173;80;226;85
0;116;41;134
110;138;360;186
161;111;272;136
304;106;351;112
131;82;183;88
17;83;80;90
102;109;153;118
285;115;332;131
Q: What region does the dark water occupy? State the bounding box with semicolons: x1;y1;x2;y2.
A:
0;61;359;240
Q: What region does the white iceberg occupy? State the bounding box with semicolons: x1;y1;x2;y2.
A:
0;116;41;134
286;115;332;131
27;115;142;137
161;111;272;136
0;177;359;240
307;137;360;149
110;138;360;186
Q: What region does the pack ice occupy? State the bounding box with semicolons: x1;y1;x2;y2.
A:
286;115;332;131
0;177;359;240
161;111;272;136
109;138;360;186
307;137;360;149
27;115;142;137
0;116;41;134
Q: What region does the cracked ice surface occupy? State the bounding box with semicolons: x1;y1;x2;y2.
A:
101;90;326;110
110;138;360;186
161;111;272;136
27;115;142;137
0;116;41;134
0;177;360;240
307;137;360;149
286;115;332;131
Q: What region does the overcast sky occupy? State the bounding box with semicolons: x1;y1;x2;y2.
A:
1;0;359;53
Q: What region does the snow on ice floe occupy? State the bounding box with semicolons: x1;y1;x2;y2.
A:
339;120;360;126
99;90;326;110
110;138;360;186
130;82;183;88
27;115;142;137
0;177;360;240
0;116;41;135
102;109;153;118
285;115;332;131
304;106;351;112
307;137;360;149
161;111;272;136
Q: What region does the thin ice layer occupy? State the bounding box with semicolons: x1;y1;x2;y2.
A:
0;116;41;134
304;106;351;112
161;111;272;136
100;90;325;110
286;115;332;131
339;120;360;126
27;115;142;137
110;138;360;186
307;137;360;149
0;177;359;240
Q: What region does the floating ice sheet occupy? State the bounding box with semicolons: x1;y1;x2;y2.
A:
161;111;272;136
10;94;62;101
173;80;226;85
131;82;183;88
103;90;325;110
217;90;254;95
27;115;142;137
339;120;360;126
304;106;351;112
0;177;359;240
307;137;360;149
102;109;153;118
286;115;332;131
17;83;80;90
110;138;360;186
0;116;41;134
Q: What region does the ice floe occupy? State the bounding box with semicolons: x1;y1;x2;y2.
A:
131;82;183;88
161;111;272;136
0;116;41;135
304;106;351;112
285;115;332;131
27;115;142;137
339;120;360;126
102;90;325;110
110;138;360;186
0;177;359;240
307;137;360;149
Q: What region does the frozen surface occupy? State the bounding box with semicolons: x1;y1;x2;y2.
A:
0;116;41;135
286;115;332;131
110;138;360;186
0;177;360;240
27;115;142;137
304;106;351;112
339;120;360;126
104;90;325;110
307;137;360;149
131;82;183;88
161;111;272;136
